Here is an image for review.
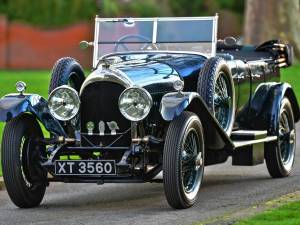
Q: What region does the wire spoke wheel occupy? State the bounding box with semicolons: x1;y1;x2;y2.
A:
214;71;233;131
265;97;296;178
181;129;203;194
197;57;235;136
20;137;33;188
278;109;295;167
163;112;205;209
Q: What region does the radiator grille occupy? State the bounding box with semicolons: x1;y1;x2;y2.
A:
80;81;131;148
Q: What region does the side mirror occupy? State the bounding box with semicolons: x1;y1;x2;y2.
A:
79;41;93;50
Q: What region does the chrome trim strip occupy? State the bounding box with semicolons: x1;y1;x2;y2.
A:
233;136;278;149
211;13;218;57
152;17;158;44
96;16;218;22
79;68;133;96
93;16;100;68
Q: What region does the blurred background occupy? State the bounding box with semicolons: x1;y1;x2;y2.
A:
0;0;299;69
0;0;299;176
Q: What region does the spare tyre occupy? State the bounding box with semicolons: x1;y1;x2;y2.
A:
197;57;235;135
49;57;85;94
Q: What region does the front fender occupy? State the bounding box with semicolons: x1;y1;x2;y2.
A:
0;94;66;136
159;92;198;121
159;92;234;150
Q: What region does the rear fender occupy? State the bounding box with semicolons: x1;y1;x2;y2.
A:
159;92;234;150
0;94;66;136
237;82;299;134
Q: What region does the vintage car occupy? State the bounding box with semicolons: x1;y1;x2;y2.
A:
0;15;299;209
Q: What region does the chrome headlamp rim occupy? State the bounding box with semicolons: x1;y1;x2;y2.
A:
173;79;184;91
48;85;80;121
118;86;153;122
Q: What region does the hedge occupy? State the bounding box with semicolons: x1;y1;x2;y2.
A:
0;0;244;27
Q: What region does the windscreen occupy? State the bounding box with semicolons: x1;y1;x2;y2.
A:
93;17;218;67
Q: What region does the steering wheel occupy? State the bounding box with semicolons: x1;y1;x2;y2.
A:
114;34;158;52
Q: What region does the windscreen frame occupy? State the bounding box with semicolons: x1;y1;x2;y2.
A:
93;15;219;68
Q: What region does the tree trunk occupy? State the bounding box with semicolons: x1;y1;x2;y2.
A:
244;0;300;57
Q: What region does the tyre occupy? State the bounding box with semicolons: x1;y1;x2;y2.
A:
265;97;296;178
49;57;85;94
1;114;47;208
163;111;205;209
197;57;235;135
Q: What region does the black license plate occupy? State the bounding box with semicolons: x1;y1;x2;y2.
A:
55;160;116;176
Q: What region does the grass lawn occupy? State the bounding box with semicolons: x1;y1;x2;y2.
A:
236;201;300;225
281;62;300;101
0;64;299;177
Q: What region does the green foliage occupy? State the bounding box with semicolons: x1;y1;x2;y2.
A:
100;0;163;17
169;0;204;16
0;0;163;27
0;0;161;27
0;0;245;27
101;0;120;17
123;1;162;17
0;0;97;27
169;0;245;17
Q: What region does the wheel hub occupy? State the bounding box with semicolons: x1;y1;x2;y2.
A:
289;129;296;144
279;109;295;166
182;150;188;159
181;129;203;194
195;152;203;170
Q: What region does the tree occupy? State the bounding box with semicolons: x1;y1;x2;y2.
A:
244;0;300;57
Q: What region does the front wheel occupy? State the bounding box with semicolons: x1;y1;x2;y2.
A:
265;97;296;178
1;114;47;208
163;112;205;209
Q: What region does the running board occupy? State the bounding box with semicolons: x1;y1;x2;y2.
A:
230;130;277;166
231;130;268;140
233;136;277;148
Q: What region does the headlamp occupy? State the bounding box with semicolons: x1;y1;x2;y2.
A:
118;87;152;121
48;85;80;121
